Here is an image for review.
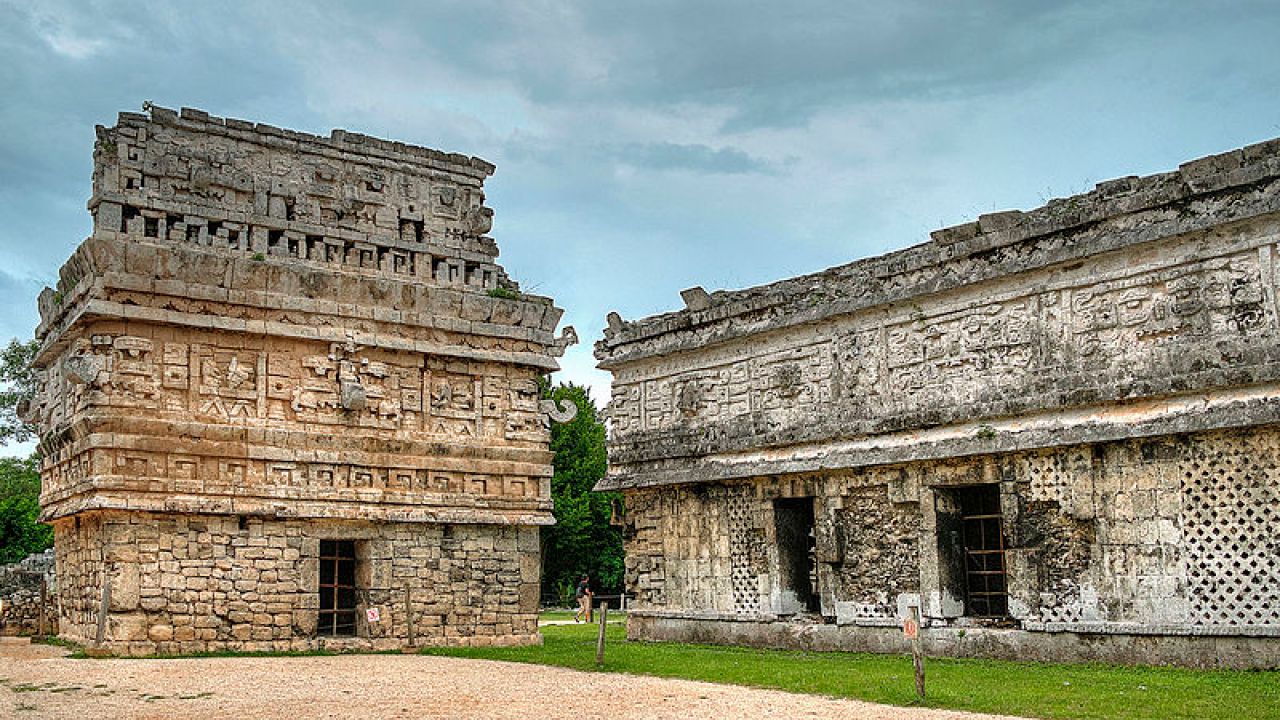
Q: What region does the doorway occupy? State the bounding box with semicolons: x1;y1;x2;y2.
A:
956;485;1009;617
318;539;358;636
774;497;819;613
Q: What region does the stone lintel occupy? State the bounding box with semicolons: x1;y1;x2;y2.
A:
36;298;561;371
39;490;555;526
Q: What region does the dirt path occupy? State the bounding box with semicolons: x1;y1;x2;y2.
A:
0;638;1022;720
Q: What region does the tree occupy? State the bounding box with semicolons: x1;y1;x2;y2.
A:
0;338;50;563
0;455;51;563
0;338;39;445
540;381;623;603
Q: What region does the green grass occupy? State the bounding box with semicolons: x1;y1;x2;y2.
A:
537;609;577;621
421;623;1280;720
538;609;626;623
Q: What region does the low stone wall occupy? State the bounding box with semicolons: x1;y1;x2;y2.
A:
0;549;57;636
627;613;1280;670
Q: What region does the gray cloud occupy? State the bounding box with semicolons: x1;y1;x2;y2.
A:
1;0;1279;415
616;142;776;175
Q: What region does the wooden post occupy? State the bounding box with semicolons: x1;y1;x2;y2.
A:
908;605;925;699
595;602;609;667
38;577;48;638
95;571;112;647
404;585;415;648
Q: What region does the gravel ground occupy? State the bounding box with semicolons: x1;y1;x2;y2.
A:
0;637;1022;720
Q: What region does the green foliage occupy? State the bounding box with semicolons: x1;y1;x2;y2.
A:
540;381;623;598
427;622;1280;720
487;286;522;300
0;455;51;563
0;338;39;445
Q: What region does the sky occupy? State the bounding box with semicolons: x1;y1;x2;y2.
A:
2;0;1279;436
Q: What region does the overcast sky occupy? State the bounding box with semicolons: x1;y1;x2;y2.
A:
3;0;1280;426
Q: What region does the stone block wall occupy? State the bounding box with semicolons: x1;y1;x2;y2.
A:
54;510;539;655
0;550;56;635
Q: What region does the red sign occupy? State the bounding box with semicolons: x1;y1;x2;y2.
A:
903;617;919;639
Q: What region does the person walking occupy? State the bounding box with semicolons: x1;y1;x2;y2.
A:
574;574;593;623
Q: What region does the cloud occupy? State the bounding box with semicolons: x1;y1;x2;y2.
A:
38;30;108;60
617;142;775;175
11;0;135;61
1;0;1280;420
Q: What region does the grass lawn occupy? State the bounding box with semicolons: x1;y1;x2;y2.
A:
538;609;627;623
536;609;579;622
422;622;1280;720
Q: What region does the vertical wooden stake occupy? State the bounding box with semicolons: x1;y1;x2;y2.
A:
38;578;48;638
595;602;609;667
404;585;415;648
909;605;925;699
96;570;112;647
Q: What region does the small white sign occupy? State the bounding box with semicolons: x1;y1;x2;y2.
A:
366;607;381;623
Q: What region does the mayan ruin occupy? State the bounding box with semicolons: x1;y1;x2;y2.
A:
22;104;576;655
596;137;1280;669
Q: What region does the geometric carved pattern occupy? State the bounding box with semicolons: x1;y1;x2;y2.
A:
1181;435;1280;625
1021;449;1091;504
725;488;762;614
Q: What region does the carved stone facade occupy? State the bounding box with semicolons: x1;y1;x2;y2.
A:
29;105;574;655
597;136;1280;668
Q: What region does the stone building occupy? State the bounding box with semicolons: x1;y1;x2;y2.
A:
27;104;576;655
596;137;1280;668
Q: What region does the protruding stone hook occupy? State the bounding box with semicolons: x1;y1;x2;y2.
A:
540;398;578;424
551;326;578;358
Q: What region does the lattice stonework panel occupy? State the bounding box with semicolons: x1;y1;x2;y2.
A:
725;487;762;614
1181;433;1280;626
1019;448;1092;505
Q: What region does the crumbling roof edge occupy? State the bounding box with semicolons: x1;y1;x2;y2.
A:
596;134;1280;365
120;103;496;179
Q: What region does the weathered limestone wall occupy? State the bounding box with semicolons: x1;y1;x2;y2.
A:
599;135;1280;667
53;512;538;655
30;105;573;654
0;550;56;636
620;426;1280;666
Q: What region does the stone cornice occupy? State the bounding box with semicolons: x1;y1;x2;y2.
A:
597;384;1280;490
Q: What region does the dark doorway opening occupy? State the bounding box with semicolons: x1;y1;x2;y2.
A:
774;497;819;613
318;539;358;636
956;485;1008;617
